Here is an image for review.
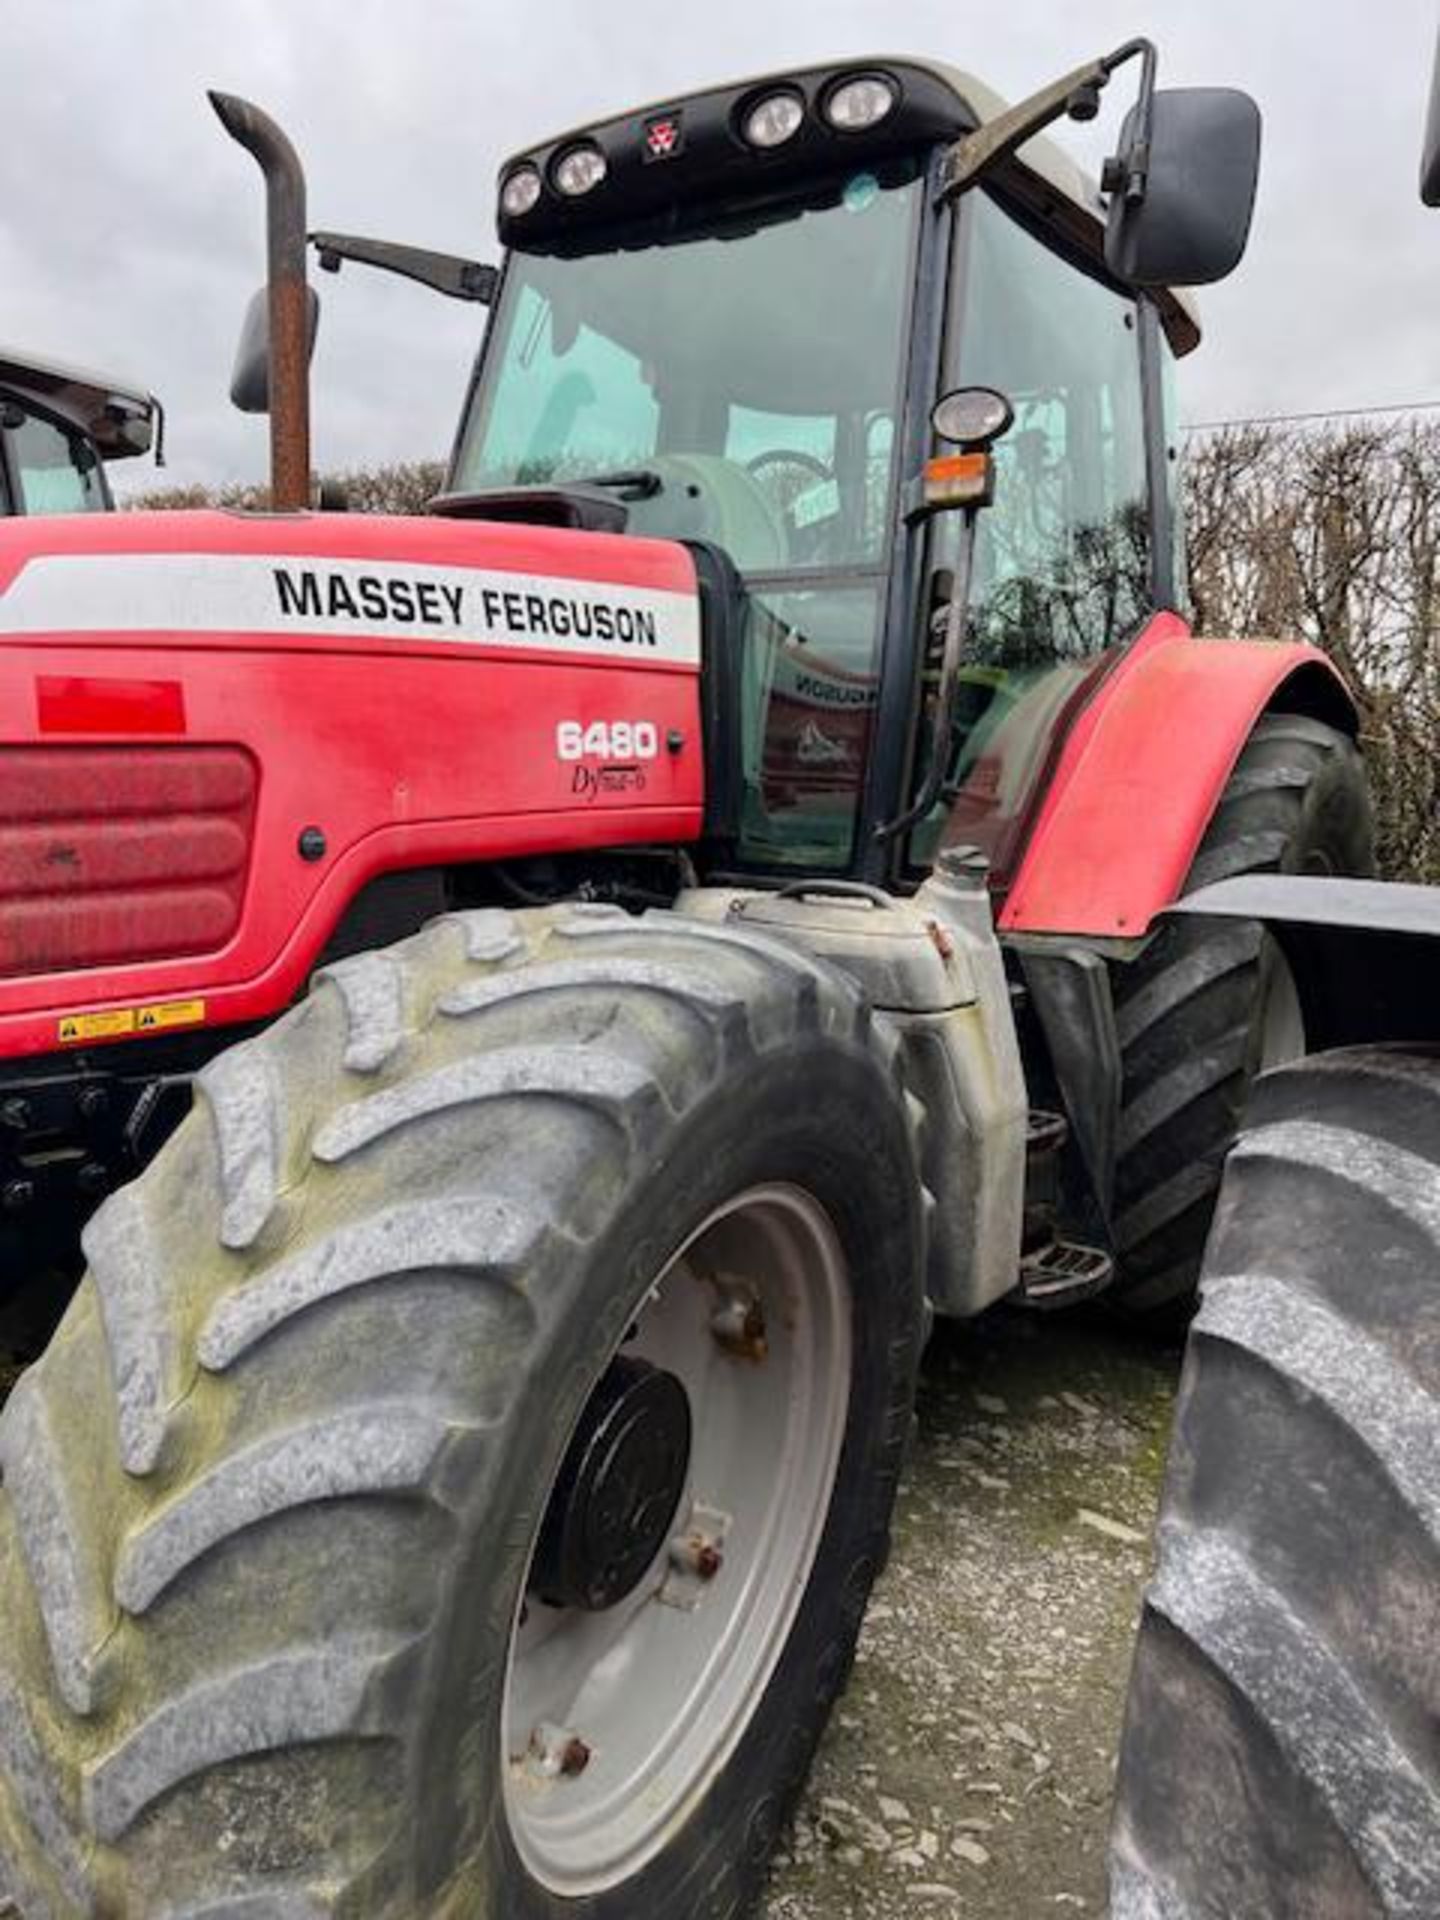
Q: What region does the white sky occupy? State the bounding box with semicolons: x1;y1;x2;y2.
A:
5;0;1436;494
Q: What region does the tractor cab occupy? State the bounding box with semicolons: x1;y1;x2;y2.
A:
448;54;1248;892
0;347;159;514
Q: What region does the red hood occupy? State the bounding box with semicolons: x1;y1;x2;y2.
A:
0;508;699;661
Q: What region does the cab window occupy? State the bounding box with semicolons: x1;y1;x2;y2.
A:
910;192;1151;872
3;403;107;513
459;167;924;871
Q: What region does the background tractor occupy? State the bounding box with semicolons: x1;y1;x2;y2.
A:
1108;30;1440;1920
0;348;158;517
0;36;1411;1918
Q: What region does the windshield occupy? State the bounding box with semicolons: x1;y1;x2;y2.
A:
455;167;921;576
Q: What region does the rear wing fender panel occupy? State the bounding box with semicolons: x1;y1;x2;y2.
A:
1000;626;1358;939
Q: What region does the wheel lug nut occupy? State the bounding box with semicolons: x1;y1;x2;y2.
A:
526;1722;591;1779
670;1532;724;1581
710;1290;767;1361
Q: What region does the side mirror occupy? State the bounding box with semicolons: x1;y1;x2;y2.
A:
1423;27;1440;205
230;284;321;414
1104;86;1261;287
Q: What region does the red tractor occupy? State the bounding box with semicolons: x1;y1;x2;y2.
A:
0;39;1415;1917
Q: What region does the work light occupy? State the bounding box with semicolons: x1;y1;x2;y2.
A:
824;73;898;132
553;144;608;197
500;165;543;217
742;90;805;149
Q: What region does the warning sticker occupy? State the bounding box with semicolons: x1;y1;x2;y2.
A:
58;999;206;1045
137;999;207;1033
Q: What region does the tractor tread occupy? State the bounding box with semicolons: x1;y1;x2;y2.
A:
115;1402;455;1616
0;1370;113;1716
197;1046;287;1252
316;950;408;1074
197;1194;541;1372
1115;1020;1251;1156
1112;1049;1440;1918
159;1894;334;1920
0;1673;89;1904
84;1637;412;1843
1146;1528;1439;1906
437;952;751;1024
82;1185;187;1477
1106;710;1373;1317
311;1043;664;1164
159;1894;335;1920
0;901;901;1914
1112;920;1260;1050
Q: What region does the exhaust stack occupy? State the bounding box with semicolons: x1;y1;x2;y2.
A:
209;90;312;510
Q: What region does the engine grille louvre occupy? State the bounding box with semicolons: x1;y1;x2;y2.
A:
0;747;256;978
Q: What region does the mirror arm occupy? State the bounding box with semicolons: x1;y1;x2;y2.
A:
1099;39;1159;206
310;232;498;305
939;37;1156;202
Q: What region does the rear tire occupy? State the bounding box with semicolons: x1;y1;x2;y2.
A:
0;905;925;1918
1107;711;1373;1320
1111;1047;1440;1919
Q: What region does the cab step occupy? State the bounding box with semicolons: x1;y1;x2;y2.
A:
1016;1237;1115;1311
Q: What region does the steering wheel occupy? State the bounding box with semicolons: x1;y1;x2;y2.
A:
744;448;835;488
743;449;838;561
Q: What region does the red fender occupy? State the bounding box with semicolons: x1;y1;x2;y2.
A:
999;613;1357;938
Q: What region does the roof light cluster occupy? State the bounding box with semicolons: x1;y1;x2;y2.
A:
499;66;900;223
731;68;901;151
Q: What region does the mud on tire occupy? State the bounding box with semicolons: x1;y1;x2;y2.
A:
0;903;926;1918
1111;1046;1440;1919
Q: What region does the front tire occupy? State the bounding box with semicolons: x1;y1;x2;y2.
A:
1111;1047;1440;1919
0;905;925;1918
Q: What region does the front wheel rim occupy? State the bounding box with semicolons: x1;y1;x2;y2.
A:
502;1182;853;1896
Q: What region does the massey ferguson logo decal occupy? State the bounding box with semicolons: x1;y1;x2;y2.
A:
272;567;662;648
0;552;701;666
643;112;683;161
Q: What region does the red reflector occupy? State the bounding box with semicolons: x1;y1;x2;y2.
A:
0;747;256;978
37;675;186;736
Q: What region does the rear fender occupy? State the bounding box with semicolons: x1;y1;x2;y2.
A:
1000;620;1357;938
1173;875;1440;1050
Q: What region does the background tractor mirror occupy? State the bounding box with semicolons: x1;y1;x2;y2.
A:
230;283;321;415
1423;26;1440;204
1104;87;1262;287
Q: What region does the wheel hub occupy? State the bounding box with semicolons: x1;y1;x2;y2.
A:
531;1355;692;1612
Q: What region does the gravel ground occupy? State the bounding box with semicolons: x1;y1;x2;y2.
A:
761;1305;1181;1920
0;1303;1178;1918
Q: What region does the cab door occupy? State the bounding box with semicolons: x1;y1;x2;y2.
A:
905;189;1162;885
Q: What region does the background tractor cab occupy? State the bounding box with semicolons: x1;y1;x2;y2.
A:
0;348;159;514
